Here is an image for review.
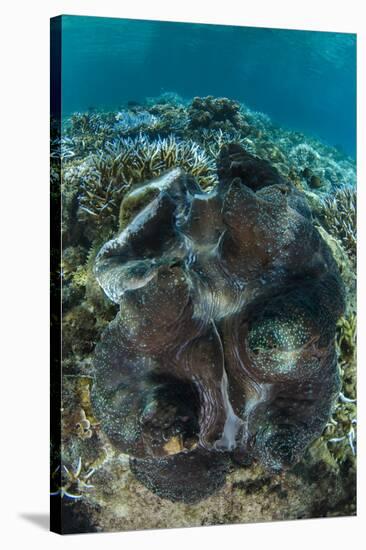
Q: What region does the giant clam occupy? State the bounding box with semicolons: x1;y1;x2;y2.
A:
91;143;344;503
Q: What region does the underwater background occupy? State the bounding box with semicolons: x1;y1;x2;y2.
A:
51;15;357;533
60;15;356;158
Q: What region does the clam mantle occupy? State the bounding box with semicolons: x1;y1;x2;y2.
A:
91;144;344;503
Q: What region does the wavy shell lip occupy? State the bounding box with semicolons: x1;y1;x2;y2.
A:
91;143;345;502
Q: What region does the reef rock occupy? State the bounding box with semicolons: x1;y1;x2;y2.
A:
91;143;344;503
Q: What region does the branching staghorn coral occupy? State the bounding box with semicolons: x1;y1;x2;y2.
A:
318;186;356;263
62;112;116;158
198;128;251;157
67;112;116;137
76;134;217;234
323;311;356;460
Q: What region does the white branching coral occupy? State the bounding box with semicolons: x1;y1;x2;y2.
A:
319;186;356;262
74;134;217;232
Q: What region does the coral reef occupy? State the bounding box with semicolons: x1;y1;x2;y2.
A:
91;144;344;502
67;135;217;242
56;93;357;531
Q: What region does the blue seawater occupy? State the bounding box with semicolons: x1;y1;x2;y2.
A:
59;15;356;158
